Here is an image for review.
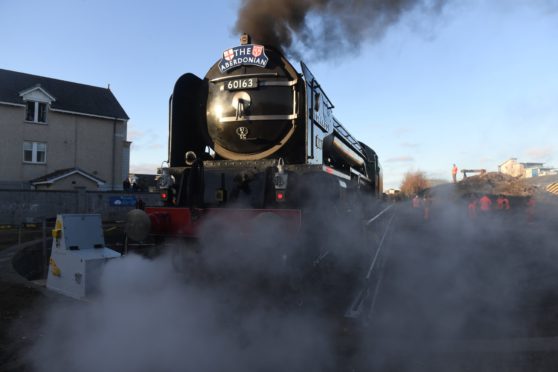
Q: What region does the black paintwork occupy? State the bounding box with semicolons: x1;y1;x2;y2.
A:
166;43;383;208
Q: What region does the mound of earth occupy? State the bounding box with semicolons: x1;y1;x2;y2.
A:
456;172;535;197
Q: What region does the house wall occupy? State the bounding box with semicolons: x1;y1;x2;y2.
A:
499;159;524;177
0;104;30;180
0;103;128;190
540;169;558;176
122;141;131;184
524;168;539;178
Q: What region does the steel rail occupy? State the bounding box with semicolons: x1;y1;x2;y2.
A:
365;204;393;226
365;213;396;321
345;206;395;319
365;213;395;280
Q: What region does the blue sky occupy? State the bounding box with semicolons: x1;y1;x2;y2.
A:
1;0;556;189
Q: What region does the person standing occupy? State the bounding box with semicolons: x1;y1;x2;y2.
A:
423;194;432;221
479;194;492;214
496;194;510;210
123;178;131;191
468;195;478;220
527;196;536;223
412;194;421;208
412;194;421;220
452;164;458;183
135;197;145;210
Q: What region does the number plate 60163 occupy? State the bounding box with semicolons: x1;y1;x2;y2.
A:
225;78;258;91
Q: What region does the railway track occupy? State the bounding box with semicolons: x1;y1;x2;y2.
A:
344;204;396;320
339;200;558;371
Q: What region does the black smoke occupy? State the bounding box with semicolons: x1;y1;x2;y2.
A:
234;0;449;59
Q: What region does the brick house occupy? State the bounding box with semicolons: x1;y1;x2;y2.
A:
498;158;552;178
0;68;130;190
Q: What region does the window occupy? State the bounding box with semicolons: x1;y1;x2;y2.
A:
23;141;47;164
25;101;48;123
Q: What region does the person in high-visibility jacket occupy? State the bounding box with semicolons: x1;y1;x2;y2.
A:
527;196;536;223
452;164;458;183
479;194;492;213
422;195;432;221
496;194;510;210
412;195;421;208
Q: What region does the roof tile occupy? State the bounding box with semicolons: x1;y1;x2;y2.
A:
0;68;129;120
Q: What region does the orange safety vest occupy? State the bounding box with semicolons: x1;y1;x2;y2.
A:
479;196;492;211
452;165;458;175
496;197;510;210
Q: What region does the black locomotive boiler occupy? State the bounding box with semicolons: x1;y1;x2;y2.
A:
132;34;382;249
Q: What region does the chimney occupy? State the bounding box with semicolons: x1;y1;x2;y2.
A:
240;33;251;45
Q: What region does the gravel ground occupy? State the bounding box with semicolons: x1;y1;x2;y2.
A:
0;229;47;372
0;225;125;372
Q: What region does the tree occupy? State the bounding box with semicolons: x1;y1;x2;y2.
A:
400;171;430;197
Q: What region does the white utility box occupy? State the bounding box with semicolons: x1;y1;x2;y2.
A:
46;214;121;300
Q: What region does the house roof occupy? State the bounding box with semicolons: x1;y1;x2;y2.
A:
0;68;129;120
30;168;106;186
521;162;545;168
498;158;545;168
498;158;517;167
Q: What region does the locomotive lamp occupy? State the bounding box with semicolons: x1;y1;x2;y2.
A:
275;191;285;201
273;158;288;202
276;157;285;174
156;164;174;189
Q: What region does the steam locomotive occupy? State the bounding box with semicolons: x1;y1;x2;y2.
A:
128;34;382;248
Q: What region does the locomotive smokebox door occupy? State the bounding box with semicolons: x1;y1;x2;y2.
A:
205;44;300;161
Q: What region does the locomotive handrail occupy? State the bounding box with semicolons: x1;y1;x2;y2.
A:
301;61;335;110
333;119;363;153
218;79;298;91
210;73;279;83
259;79;298;87
219;114;298;122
